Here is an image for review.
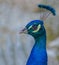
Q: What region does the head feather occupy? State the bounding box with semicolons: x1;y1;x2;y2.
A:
38;4;56;16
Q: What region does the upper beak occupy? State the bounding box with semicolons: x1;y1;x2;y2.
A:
19;28;28;34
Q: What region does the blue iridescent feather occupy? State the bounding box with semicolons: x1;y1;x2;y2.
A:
26;20;47;65
38;4;56;16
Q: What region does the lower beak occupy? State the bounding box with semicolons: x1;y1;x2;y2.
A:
19;28;28;34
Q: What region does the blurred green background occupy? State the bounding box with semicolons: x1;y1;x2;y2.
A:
0;0;59;65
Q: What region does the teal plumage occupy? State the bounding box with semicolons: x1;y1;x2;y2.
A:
20;4;56;65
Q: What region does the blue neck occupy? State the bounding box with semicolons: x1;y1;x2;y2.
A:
34;31;46;50
26;31;47;65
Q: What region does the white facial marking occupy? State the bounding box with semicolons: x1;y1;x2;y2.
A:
28;25;32;30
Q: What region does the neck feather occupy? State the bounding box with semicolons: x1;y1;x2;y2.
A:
34;31;46;49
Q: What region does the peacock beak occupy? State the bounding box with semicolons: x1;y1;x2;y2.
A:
19;28;28;34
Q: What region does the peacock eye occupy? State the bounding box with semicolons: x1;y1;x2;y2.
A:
32;25;37;30
28;25;37;30
32;24;41;33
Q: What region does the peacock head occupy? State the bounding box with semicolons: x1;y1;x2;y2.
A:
20;20;45;39
20;4;56;39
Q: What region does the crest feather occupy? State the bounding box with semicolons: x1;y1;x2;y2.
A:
38;4;56;16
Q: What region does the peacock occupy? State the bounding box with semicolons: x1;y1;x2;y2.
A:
20;4;56;65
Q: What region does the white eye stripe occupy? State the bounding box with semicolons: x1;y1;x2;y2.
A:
28;25;32;30
32;24;41;33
